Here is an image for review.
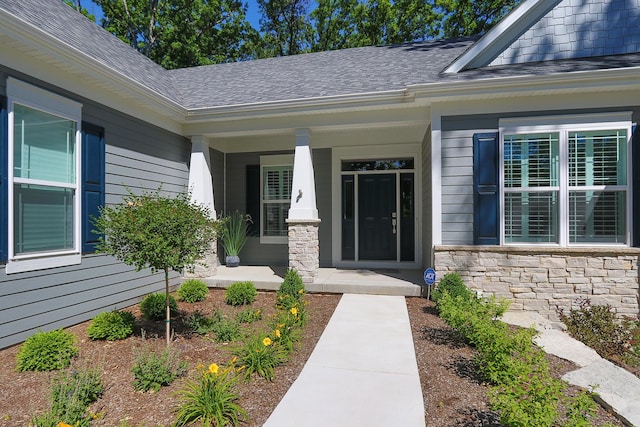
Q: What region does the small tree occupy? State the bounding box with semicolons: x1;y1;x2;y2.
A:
94;188;219;345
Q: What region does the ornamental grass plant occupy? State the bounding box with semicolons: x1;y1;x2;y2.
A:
173;359;247;427
233;332;288;381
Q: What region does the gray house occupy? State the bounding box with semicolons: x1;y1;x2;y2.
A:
1;0;639;348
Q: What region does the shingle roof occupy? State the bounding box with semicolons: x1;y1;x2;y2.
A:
1;0;182;104
168;38;477;109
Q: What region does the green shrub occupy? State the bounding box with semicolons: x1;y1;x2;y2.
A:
31;367;103;427
269;311;301;354
225;281;257;306
559;298;631;359
173;359;247;427
233;333;287;381
432;272;471;303
87;310;136;340
132;347;187;392
212;318;243;343
186;310;222;335
276;269;305;306
177;279;209;303
236;307;263;324
140;292;179;321
16;329;78;372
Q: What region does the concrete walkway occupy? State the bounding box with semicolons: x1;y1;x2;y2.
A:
264;294;425;427
502;311;640;427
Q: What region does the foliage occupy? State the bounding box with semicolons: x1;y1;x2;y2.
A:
236;307;263;324
435;275;599;427
431;271;470;303
269;309;302;353
140;293;179;321
87;310;136;341
257;0;312;56
96;0;258;69
94;188;219;345
186;310;222;335
233;332;288;381
225;281;258;306
219;211;252;257
559;298;631;360
212;318;244;343
16;329;78;372
132;347;188;392
173;359;247;427
63;0;96;20
31;366;103;427
277;269;305;304
435;0;520;37
177;279;209;303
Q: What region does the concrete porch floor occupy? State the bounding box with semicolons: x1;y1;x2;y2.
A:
199;266;426;297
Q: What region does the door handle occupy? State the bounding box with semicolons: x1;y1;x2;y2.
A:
392;217;397;234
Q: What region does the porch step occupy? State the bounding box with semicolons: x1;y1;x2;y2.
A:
200;266;425;297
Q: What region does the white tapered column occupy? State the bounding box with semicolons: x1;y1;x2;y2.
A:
186;135;217;277
287;129;320;284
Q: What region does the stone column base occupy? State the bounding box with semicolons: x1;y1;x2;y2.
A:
184;240;218;278
287;219;321;284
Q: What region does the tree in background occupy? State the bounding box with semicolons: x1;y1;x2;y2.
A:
257;0;312;57
95;0;257;68
66;0;519;65
94;189;220;345
435;0;520;38
63;0;96;20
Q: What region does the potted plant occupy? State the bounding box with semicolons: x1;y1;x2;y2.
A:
220;211;251;267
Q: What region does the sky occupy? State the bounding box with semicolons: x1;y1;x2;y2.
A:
84;0;263;30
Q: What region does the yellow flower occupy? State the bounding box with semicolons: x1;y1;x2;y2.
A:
230;356;238;364
57;423;73;427
263;337;272;346
278;323;285;329
208;363;219;375
290;307;298;316
274;329;281;338
298;289;304;294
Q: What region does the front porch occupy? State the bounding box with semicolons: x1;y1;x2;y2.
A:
198;266;425;297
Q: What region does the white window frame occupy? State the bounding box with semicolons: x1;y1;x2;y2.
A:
6;78;83;273
260;154;293;244
499;112;633;247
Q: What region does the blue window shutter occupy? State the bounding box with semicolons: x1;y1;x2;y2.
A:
473;132;500;245
0;96;7;262
81;122;105;253
633;124;639;247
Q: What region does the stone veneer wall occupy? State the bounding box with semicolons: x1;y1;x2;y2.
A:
287;220;320;284
434;245;640;320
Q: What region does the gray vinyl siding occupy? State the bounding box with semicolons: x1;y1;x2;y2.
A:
224;149;332;266
0;71;190;348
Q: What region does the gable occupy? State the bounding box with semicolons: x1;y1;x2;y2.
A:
492;0;640;66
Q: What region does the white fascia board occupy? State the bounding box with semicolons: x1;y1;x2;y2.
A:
444;0;560;73
0;9;186;130
409;66;640;103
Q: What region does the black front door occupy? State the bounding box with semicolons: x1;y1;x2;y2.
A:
358;174;396;260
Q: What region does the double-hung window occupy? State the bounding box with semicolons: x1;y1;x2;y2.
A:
500;113;631;246
6;78;82;273
260;155;293;243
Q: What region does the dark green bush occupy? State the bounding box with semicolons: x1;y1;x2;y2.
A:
16;329;78;372
559;298;631;359
87;310;136;340
225;281;257;306
432;272;471;303
276;269;305;306
177;279;209;303
140;292;179;321
132;347;187;392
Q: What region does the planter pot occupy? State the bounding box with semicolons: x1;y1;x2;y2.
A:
226;255;240;267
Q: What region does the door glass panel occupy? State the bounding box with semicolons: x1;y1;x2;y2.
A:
400;173;414;262
341;175;355;260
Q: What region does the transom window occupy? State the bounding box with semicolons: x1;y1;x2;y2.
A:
500;114;631;246
260;155;293;243
7;78;82;273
